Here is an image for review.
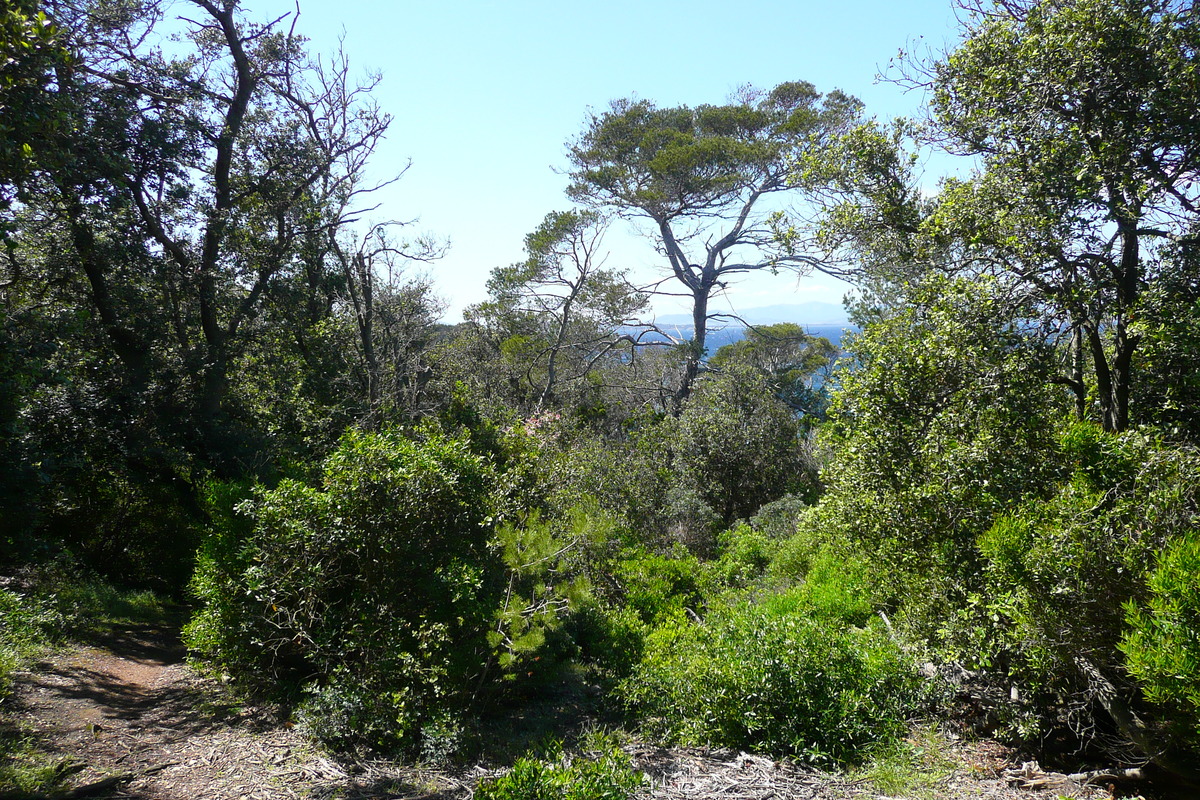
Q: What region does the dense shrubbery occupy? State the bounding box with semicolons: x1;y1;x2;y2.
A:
774;277;1200;775
1123;529;1200;752
185;424;585;755
793;279;1064;623
622;602;920;765
971;427;1200;768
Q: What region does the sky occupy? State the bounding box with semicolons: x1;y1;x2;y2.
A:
239;0;969;322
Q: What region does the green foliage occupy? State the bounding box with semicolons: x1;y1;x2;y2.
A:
924;0;1200;432
475;736;644;800
1122;529;1200;747
623;604;919;765
569;600;648;685
0;587;61;697
709;323;836;419
540;420;674;545
1130;254;1200;441
187;427;500;753
187;425;590;756
811;277;1062;603
490;511;593;675
182;479;258;673
765;544;876;627
0;0;68;197
703;524;776;592
748;493;807;540
967;426;1200;763
615;548;703;627
669;366;814;527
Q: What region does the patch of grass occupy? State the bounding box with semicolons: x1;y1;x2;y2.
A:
855;723;958;798
0;587;63;696
21;559;171;634
0;724;79;795
52;579;168;631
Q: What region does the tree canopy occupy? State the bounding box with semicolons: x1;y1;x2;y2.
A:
567;82;862;402
917;0;1200;431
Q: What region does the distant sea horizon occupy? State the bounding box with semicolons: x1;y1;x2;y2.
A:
623;322;859;351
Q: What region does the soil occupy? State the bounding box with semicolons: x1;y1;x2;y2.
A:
4;625;1115;800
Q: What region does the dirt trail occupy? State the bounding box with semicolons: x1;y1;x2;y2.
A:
7;625;448;799
6;627;1112;800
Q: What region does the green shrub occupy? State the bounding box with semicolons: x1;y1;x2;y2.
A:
614;547;703;626
761;551;875;627
668;367;814;527
749;493;807;539
182;479;258;677
569;600;648;684
490;511;593;675
967;427;1200;767
475;738;644;800
186;427;500;753
1122;528;1200;748
767;518;879;626
623;604;920;765
186;425;588;756
702;524;776;592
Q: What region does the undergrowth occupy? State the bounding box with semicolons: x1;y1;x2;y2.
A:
474;731;644;800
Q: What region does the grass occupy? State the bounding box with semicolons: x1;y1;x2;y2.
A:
855;723;959;798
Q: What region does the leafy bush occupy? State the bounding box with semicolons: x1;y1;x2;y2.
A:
703;524;776;592
182;479;258;676
569;600;648;684
817;277;1063;596
186;425;588;756
475;737;644;800
668;367;814;526
749;493;807;539
614;548;703;626
970;426;1200;770
186;427;500;753
1122;529;1200;749
622;604;920;765
762;552;876;627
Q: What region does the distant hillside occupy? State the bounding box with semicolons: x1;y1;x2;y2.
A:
652;301;850;327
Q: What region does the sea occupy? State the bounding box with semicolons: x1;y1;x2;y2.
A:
629;323;858;352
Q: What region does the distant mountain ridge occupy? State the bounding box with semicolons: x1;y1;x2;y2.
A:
652;301;849;327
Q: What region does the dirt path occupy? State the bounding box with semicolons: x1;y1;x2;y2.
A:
6;627;1112;800
6;625;456;799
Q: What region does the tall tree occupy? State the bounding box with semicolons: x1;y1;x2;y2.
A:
566;82;862;404
328;222;444;427
10;0;394;472
919;0;1200;432
467;210;647;413
0;0;68;214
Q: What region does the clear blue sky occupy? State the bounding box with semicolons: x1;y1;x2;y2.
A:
244;0;968;321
